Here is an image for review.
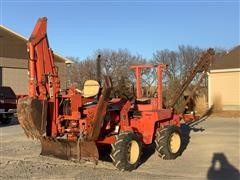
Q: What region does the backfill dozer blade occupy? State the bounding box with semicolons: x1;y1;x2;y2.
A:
40;138;99;162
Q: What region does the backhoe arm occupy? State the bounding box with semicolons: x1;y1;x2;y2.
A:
28;17;60;100
17;17;60;139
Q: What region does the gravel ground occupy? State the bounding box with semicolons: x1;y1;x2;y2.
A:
0;117;239;180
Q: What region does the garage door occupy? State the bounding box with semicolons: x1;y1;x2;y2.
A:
209;71;240;110
1;67;28;95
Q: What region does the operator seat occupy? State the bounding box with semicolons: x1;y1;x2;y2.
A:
82;80;100;98
136;98;151;104
136;89;151;104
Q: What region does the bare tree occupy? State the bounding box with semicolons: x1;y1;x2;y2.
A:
66;57;96;89
152;45;203;109
95;49;146;98
66;46;226;109
68;49;145;98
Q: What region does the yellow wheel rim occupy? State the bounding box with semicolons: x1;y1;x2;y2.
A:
127;140;140;164
170;132;181;153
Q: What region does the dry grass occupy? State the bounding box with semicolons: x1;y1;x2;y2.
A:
195;95;208;116
212;95;223;112
194;94;239;118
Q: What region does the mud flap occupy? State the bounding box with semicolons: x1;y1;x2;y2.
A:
40;137;99;162
17;97;47;139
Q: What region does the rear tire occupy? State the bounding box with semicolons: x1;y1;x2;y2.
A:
155;125;182;160
110;132;141;171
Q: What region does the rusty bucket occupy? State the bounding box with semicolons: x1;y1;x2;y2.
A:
17;97;47;139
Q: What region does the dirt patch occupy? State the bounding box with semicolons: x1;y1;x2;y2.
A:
1;117;239;179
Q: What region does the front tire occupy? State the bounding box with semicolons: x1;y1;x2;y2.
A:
110;132;142;171
155;125;182;160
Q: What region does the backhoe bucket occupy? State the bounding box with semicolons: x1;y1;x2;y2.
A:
17;97;47;139
40;137;99;162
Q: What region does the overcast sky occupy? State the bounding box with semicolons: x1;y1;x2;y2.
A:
0;0;239;60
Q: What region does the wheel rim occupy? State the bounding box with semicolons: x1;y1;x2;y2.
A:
127;140;140;164
170;132;181;153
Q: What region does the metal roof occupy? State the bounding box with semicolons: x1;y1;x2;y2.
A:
0;25;73;63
